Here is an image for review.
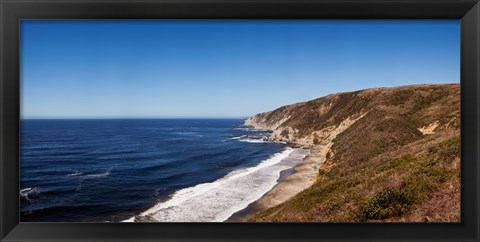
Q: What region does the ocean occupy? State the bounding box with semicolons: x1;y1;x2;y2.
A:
20;119;308;222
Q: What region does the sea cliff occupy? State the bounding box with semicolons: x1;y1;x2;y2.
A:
244;83;460;222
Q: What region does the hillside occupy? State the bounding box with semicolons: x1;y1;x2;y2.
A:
245;83;460;222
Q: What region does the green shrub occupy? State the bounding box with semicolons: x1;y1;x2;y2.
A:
378;154;416;172
395;154;416;165
324;170;337;178
428;135;460;163
358;188;413;220
326;151;331;159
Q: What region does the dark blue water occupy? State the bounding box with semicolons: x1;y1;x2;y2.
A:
20;119;287;222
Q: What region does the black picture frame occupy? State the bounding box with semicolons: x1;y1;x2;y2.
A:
1;0;479;241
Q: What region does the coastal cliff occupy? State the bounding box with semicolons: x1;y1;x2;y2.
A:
245;83;460;222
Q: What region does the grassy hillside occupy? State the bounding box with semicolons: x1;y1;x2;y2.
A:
245;84;460;222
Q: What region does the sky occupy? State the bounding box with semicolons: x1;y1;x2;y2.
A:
20;20;460;119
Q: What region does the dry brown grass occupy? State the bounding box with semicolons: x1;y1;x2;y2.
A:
247;84;460;222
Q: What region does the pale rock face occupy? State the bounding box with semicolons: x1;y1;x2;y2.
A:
245;107;368;161
244;115;270;130
270;126;299;143
418;121;440;135
244;114;292;130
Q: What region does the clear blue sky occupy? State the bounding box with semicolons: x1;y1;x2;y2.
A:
20;20;460;119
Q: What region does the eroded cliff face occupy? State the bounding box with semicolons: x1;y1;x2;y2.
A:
245;84;459;157
245;84;461;222
244;102;303;131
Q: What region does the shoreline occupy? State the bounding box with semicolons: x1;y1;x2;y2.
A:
124;146;307;222
226;145;324;222
121;124;322;223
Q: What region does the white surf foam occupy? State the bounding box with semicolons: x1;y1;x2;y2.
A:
124;148;309;222
237;138;270;143
20;187;40;201
228;135;247;140
233;127;270;132
83;167;112;179
67;171;82;177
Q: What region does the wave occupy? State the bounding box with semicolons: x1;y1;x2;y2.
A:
20;187;41;201
67;171;82;177
82;167;113;179
237;138;270;143
228;135;247;140
124;148;309;222
233;127;270;132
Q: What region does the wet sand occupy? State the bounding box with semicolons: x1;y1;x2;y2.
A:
227;147;323;222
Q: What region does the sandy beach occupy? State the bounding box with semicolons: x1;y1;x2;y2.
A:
227;147;324;222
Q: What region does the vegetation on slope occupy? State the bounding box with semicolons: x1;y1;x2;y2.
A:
246;84;460;222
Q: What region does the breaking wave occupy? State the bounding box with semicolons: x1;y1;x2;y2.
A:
228;135;247;140
20;187;41;201
124;148;309;222
237;138;270;143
